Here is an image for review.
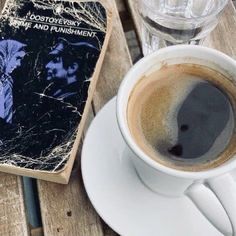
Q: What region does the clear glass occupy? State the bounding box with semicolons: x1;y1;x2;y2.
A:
138;0;229;55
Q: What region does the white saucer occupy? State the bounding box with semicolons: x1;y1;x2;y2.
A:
81;97;222;236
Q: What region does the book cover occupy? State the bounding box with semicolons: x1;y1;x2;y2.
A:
0;0;113;183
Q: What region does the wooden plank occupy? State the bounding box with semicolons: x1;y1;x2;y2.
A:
92;1;132;111
0;0;29;235
37;157;104;236
37;131;104;236
127;0;236;55
0;173;29;236
37;0;132;235
204;1;236;56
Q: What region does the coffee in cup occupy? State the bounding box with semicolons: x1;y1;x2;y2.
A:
127;63;236;171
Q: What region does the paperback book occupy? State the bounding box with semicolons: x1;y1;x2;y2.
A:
0;0;113;183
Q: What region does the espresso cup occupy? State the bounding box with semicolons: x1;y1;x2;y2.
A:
117;45;236;236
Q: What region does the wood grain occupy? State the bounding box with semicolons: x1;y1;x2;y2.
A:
37;0;132;235
92;1;132;112
204;1;236;56
0;0;29;235
0;173;29;236
38;157;104;236
127;0;236;55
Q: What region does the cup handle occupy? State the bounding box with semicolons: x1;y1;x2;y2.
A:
185;173;236;236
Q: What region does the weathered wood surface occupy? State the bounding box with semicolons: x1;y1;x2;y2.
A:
0;173;29;236
127;0;236;56
0;0;29;235
38;158;104;236
204;1;236;56
37;0;131;235
93;1;132;112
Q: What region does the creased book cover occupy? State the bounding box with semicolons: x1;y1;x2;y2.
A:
0;0;112;183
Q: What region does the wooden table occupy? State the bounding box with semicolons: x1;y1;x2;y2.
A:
1;1;236;235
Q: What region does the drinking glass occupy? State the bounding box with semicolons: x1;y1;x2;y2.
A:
138;0;229;55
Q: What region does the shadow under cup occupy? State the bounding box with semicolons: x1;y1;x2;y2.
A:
117;46;236;174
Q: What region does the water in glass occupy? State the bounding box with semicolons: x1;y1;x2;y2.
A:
138;0;229;55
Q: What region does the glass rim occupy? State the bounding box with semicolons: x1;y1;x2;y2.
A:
138;0;229;22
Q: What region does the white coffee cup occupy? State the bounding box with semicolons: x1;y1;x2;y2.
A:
116;45;236;236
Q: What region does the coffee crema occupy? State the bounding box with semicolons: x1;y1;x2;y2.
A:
127;64;236;171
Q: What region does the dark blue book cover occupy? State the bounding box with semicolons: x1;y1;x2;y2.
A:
0;0;112;182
